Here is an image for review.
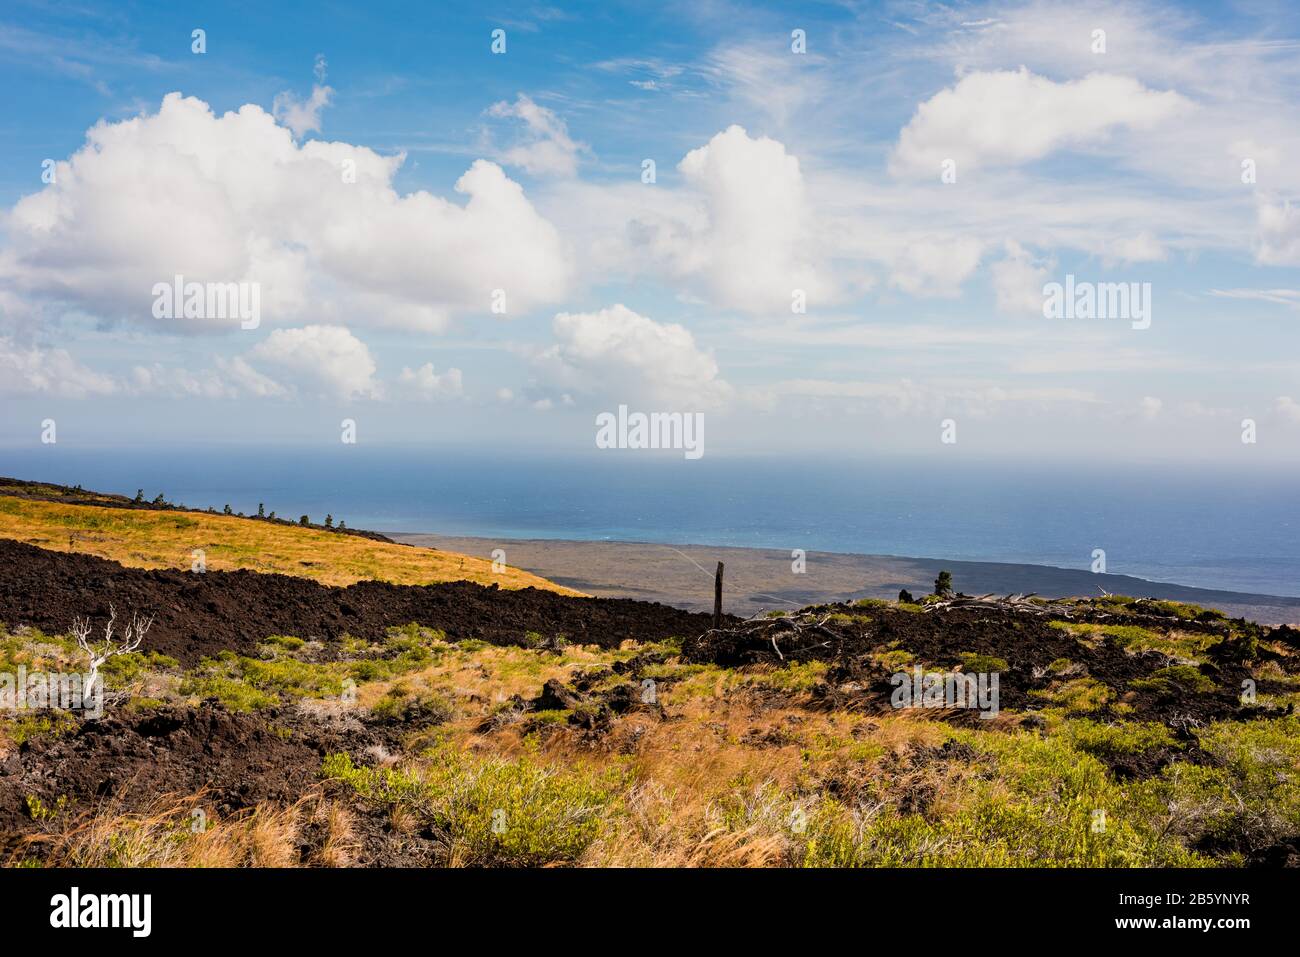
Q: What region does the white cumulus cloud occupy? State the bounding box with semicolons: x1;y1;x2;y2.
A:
1255;197;1300;266
605;126;833;314
487;94;586;177
890;68;1190;176
1275;396;1300;423
273;83;334;139
247;324;379;400
530;304;731;409
991;241;1053;316
0;93;570;336
397;362;464;400
0;336;117;397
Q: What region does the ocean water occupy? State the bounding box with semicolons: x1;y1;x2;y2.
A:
2;446;1297;597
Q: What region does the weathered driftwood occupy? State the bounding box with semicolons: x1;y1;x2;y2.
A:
921;593;1075;617
920;593;1223;629
696;609;844;661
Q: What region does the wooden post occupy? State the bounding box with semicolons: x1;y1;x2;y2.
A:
713;561;724;630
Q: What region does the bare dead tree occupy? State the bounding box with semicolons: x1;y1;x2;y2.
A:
71;604;155;700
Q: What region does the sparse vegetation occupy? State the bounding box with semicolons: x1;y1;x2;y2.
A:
322;745;623;866
1;495;1296;870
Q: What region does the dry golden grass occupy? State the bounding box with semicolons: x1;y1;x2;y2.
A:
584;777;795;867
381;642;996;867
313;801;359;867
19;631;1270;868
368;648;813;865
13;789;370;868
0;496;580;593
15;792;318;867
355;640;620;715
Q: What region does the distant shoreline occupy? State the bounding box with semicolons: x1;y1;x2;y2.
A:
393;533;1300;625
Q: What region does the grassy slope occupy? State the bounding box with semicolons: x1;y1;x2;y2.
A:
8;613;1298;867
0;496;579;594
3;482;1295;868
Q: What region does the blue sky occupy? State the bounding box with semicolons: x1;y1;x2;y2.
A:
1;0;1299;464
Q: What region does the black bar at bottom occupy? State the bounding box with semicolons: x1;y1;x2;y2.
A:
0;866;1285;944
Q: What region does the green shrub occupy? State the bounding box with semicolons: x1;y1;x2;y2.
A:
873;649;914;670
957;653;1009;673
1137;717;1300;857
1131;665;1216;697
100;651;180;688
181;625;452;710
370;687;454;724
747;661;828;692
25;794;69;823
1143;600;1223;621
178;673;278;711
6;711;80;745
261;635;306;652
323;745;623;866
800;730;1209;867
1058;719;1176;757
1031;678;1114;712
826;613;871;626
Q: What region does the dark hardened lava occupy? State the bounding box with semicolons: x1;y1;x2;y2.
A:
682;601;1286;727
0;538;727;666
0;705;357;825
0;704;390;859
